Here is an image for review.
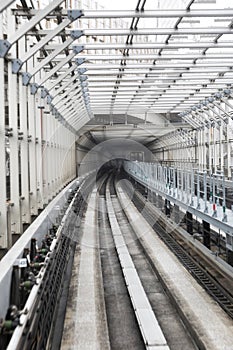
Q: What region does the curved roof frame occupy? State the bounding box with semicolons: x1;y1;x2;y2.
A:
1;0;233;132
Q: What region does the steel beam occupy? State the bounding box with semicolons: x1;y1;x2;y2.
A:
53;53;233;61
75;42;233;50
12;18;72;73
9;0;65;45
80;63;233;69
46;64;77;92
11;9;233;19
25;27;233;36
28;38;74;82
0;0;15;13
37;53;77;88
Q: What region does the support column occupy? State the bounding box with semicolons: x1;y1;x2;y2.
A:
158;195;163;209
203;220;211;249
8;9;21;243
0;13;8;250
186;212;193;234
19;37;31;227
42;108;49;205
35;91;43;210
164;199;170;216
226;250;233;267
174;204;180;224
219;123;224;173
28;57;38;216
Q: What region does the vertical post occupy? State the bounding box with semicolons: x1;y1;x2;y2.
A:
164;199;170;217
219;123;224;173
19;37;31;226
203;220;211;249
0;12;8;250
28;56;38;216
174;204;180;224
208;125;211;173
47;115;52;200
186;212;193;235
222;174;227;222
8;8;21;243
226;116;231;178
197;171;200;209
212;175;217;217
36;90;43;210
203;127;207;171
204;171;208;213
213;124;216;173
181;167;184;201
42;106;48;205
177;168;179;199
186;171;189;204
190;168;194;206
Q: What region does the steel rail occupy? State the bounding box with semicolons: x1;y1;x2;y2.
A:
129;181;233;320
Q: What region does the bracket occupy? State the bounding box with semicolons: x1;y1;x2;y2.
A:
78;68;87;74
55;111;60;119
67;9;83;21
41;87;49;99
80;81;88;87
75;58;86;66
70;30;84;40
30;83;39;95
12;59;23;74
51;107;57;116
0;40;11;58
80;75;87;82
22;72;32;86
72;45;84;55
47;94;53;104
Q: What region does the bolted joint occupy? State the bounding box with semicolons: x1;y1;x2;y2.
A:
67;9;83;21
224;117;229;124
80;75;87;82
30;83;39;95
47;94;53;104
55;111;60;119
80;81;88;87
18;131;23;140
22;72;32;86
70;30;84;40
0;40;11;58
78;68;87;74
51;107;57;116
5;127;13;137
72;45;84;54
41;87;49;99
75;58;86;66
12;59;23;74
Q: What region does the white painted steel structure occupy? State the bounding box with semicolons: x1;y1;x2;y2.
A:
1;0;233;250
124;160;233;249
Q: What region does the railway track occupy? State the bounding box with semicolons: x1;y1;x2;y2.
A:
97;175;198;349
122;177;233;320
3;172;233;349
